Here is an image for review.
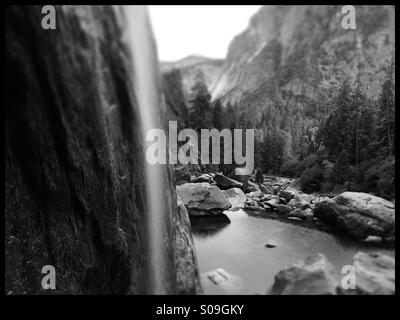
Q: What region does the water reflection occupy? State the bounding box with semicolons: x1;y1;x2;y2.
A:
193;209;395;295
191;214;231;238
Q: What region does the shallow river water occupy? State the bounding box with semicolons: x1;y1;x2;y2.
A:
193;209;395;295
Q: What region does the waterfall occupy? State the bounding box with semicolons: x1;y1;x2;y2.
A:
117;5;166;294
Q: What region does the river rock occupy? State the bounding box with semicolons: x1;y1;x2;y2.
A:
243;180;260;193
363;235;383;243
222;188;246;209
295;201;311;210
245;199;263;211
265;242;276;248
288;208;313;220
276;204;292;214
268;253;338;295
247;190;264;199
279;190;294;202
287;217;302;221
260;184;273;195
287;198;299;207
177;183;231;215
214;173;242;190
191;173;213;183
339;252;395;295
314;192;395;241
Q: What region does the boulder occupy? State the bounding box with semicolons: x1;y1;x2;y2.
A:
314;192;395;241
339;252;395;295
268;254;338;295
287;198;299;207
279;197;287;205
191;173;213;183
264;197;279;210
222;188;246;209
246;190;264;199
260;194;271;201
243;180;260;193
245;200;263;211
260;184;273;195
295;201;311;210
177;183;231;215
214;173;242;190
276;204;292;214
288;208;314;220
279;190;294;202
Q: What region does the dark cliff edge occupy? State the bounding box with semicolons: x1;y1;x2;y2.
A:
5;5;200;295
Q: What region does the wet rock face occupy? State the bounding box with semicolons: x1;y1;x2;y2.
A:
174;199;202;294
5;5;199;295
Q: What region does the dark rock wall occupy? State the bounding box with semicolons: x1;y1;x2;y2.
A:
5;5;200;294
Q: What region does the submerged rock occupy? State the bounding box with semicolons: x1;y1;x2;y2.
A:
314;192;395;241
268;254;337;295
202;268;243;294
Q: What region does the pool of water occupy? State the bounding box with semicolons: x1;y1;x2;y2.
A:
192;209;395;295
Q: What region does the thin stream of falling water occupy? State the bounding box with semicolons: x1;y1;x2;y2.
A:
118;5;165;294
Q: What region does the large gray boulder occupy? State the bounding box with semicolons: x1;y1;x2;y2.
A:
268;254;337;295
222;188;246;209
342;252;395;295
177;183;231;215
314;192;395;241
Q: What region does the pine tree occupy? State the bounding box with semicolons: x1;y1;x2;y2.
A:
330;150;351;185
213;100;224;130
376;71;395;157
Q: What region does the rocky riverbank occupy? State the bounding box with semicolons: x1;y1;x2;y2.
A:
175;166;395;295
175;166;395;246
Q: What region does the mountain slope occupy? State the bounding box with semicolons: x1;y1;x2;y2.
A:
212;5;395;109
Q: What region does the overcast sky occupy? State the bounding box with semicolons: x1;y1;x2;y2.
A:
148;5;262;62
